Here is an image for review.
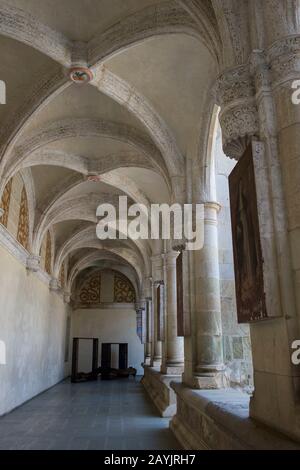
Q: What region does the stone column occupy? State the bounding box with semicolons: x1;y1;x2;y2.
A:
151;255;163;367
188;202;226;389
144;297;152;365
161;251;184;375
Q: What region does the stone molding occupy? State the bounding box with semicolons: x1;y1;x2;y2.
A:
0;223;28;266
142;365;180;418
0;226;59;290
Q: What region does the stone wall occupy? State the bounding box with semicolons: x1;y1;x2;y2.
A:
72;306;144;375
0;244;71;416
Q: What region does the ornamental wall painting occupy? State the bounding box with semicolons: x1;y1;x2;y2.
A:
17;185;29;250
45;231;52;275
0;179;12;227
229;145;267;323
114;273;136;303
79;273;101;306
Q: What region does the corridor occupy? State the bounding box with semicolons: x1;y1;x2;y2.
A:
0;378;180;450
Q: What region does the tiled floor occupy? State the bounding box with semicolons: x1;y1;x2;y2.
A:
0;378;181;450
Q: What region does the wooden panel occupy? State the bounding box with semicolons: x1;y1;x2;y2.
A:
101;343;111;369
92;339;99;372
71;338;79;383
119;343;128;369
229;145;267;323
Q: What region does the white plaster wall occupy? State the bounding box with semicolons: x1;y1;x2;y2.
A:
0;244;71;415
72;307;144;375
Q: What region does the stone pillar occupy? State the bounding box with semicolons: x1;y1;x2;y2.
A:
161;251;184;375
187;202;226;389
215;47;300;440
245;39;300;440
151;255;163;367
144;297;152;365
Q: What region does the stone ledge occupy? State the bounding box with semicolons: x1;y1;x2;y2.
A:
142;366;181;417
170;382;300;450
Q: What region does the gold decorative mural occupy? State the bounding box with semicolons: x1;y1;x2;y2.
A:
79;273;101;305
114;273;136;303
0;179;12;228
17;186;29;250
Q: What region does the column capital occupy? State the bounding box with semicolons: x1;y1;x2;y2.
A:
203;201;221;213
49;278;60;292
63;291;71;304
163;250;179;267
26;255;40;272
215;64;258;160
153;280;164;287
267;35;300;88
135;299;146;310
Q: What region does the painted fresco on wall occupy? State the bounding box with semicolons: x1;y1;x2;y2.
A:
17;185;29;250
77;270;136;307
0;179;12;227
114;273;136;303
79;273;102;305
229;145;267;323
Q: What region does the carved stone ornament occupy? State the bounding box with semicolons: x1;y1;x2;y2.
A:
26;255;41;272
267;36;300;87
215;65;259;160
69;67;93;84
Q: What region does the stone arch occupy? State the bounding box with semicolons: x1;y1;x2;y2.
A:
0;1;220;187
2;118;168;192
53;225;151;280
0;3;72;65
67;248;143;294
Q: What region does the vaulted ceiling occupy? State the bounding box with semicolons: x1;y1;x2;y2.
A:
0;0;224;297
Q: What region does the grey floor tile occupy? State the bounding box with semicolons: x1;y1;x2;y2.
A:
0;378;180;450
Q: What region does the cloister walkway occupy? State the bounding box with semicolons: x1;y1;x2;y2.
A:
0;378;180;450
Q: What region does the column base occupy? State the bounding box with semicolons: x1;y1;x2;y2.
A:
185;370;228;390
160;363;184;376
143;357;151;366
151;357;162;367
170;382;300;450
142;365;181;417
